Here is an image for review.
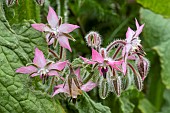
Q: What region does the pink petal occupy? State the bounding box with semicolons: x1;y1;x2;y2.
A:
92;48;104;63
122;62;127;75
52;87;67;97
48;61;67;71
81;81;97;92
135;18;140;29
74;68;81;81
33;48;46;68
58;24;79;33
58;35;72;52
125;44;132;54
48;71;59;76
122;47;126;57
108;61;122;72
16;66;37;74
128;55;136;60
134;24;144;37
79;56;96;64
31;24;46;32
31;73;39;77
108;60;122;66
126;27;135;43
47;7;59;28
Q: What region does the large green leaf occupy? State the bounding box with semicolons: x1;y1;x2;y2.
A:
137;0;170;17
0;1;65;113
140;8;170;89
75;92;111;113
4;0;41;25
138;99;156;113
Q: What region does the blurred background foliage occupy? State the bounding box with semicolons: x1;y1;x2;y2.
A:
2;0;170;113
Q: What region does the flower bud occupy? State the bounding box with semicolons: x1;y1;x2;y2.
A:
99;77;110;99
137;56;149;80
85;31;101;49
134;74;143;91
6;0;15;7
35;0;45;6
100;48;107;58
111;76;122;97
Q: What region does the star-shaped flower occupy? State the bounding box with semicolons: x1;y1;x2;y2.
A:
16;48;67;80
31;7;79;52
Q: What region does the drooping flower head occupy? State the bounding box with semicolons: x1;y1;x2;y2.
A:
16;48;67;83
31;7;79;52
122;19;145;75
52;68;97;99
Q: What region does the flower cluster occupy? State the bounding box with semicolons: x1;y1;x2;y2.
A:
16;6;149;101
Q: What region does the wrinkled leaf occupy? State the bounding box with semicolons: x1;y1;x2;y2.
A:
75;92;111;113
137;0;170;18
119;97;135;113
0;1;65;113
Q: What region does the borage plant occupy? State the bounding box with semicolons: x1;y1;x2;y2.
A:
16;6;149;102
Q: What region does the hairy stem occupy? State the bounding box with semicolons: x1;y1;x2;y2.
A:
106;40;126;52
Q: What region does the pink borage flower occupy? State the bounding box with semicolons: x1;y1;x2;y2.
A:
31;7;79;52
123;19;144;58
122;19;144;75
52;68;97;98
16;48;67;81
80;48;122;76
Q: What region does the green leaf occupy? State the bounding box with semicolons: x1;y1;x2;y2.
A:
137;0;170;17
0;1;65;113
119;97;135;113
75;92;111;113
138;99;156;113
159;90;170;113
140;8;170;89
4;0;41;25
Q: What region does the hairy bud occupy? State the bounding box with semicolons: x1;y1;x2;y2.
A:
111;76;122;97
99;77;110;99
35;0;45;6
6;0;15;7
137;56;149;80
100;48;107;58
85;31;101;49
134;74;143;91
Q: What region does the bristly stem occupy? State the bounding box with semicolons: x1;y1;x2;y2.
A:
46;76;55;94
112;45;123;59
59;46;63;59
64;0;68;23
127;63;138;76
49;49;60;60
106;40;126;52
57;0;61;16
